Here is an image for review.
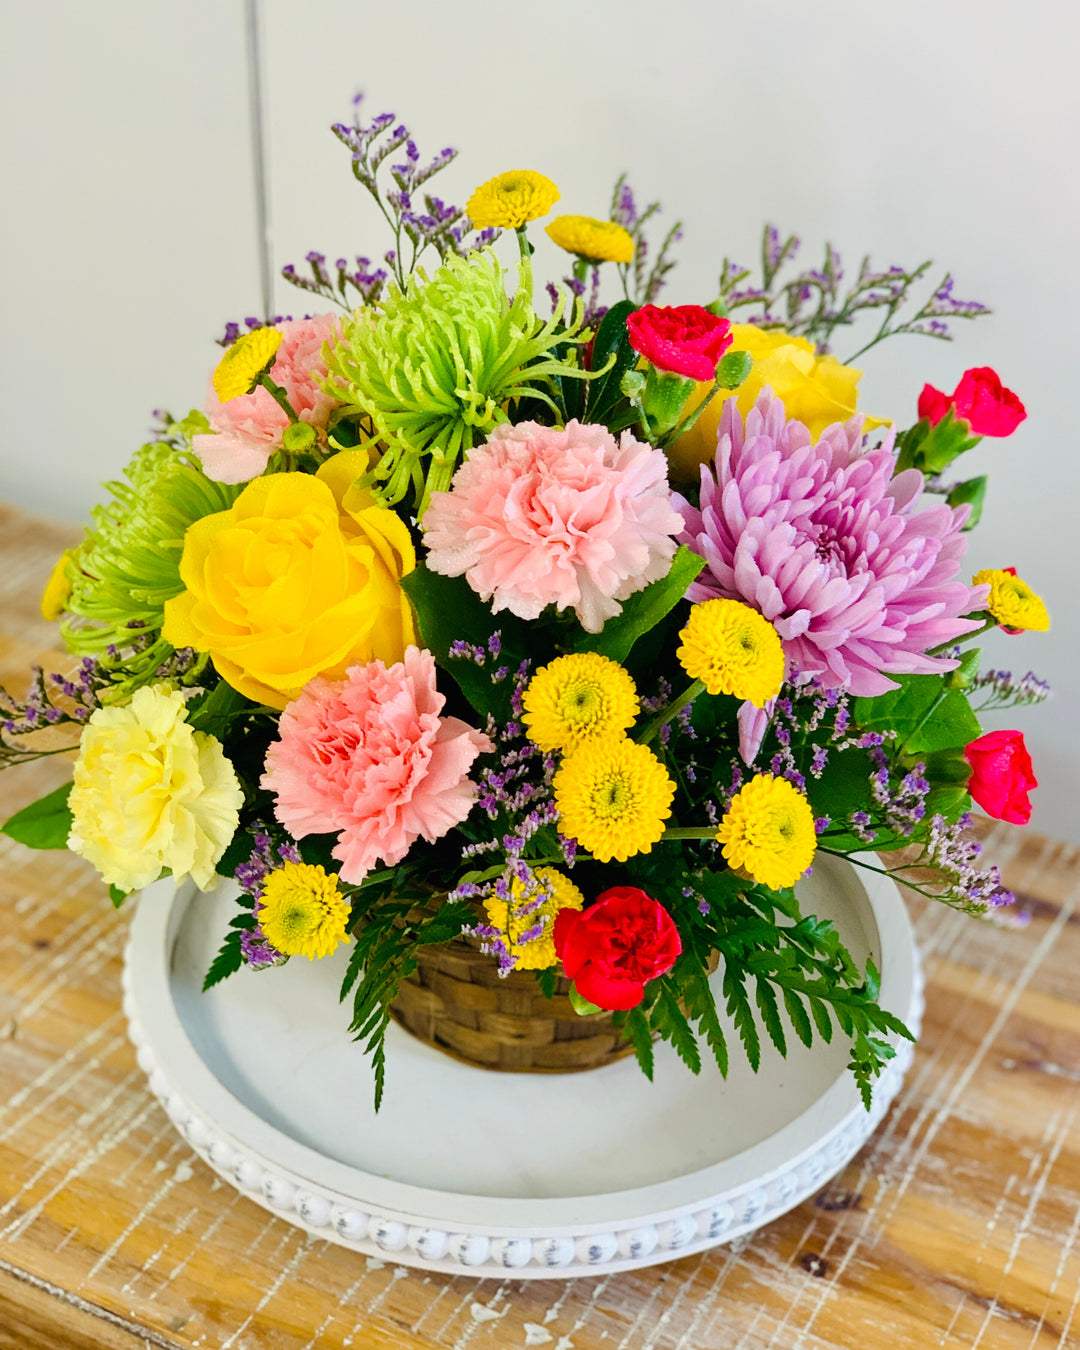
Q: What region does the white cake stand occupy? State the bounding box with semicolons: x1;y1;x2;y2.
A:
122;852;921;1278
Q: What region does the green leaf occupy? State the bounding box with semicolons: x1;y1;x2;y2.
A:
186;679;253;736
584;300;639;425
755;977;786;1057
808;994;833;1043
946;475;987;530
723;968;760;1072
2;781;73;850
624;1006;655;1081
853;674;981;755
399;565;531;719
782;987;814;1048
573;546;705;663
109;884;130;909
203;929;244;991
569;985;603;1016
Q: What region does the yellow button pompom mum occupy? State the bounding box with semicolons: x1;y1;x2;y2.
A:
972;568;1049;632
716;774;816;892
483;866;585;971
554;736;675;864
677;599;785;708
522;652;639;752
546;215;634;265
212;326;283;403
466;170;560;230
258;862;350;960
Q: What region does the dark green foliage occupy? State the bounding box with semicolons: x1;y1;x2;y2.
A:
572;547;705;664
341;876;475;1110
203;928;244;991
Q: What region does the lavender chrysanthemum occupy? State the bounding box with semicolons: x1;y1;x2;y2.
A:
675;390;987;697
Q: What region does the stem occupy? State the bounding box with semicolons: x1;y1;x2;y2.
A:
516;225;534;304
258;374;299;422
636;679;704;745
659;377;723;450
815;846;949;904
926;617;995;657
661;827;716;841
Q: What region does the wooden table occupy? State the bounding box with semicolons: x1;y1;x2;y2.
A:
0;500;1078;1350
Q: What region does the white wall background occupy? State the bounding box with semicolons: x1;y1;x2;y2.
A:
2;0;1077;841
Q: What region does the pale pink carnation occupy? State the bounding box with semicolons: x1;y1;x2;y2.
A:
194;314;341;484
261;646;492;883
422;420;684;633
676;390;989;697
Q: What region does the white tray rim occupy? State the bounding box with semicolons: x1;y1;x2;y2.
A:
123;853;923;1277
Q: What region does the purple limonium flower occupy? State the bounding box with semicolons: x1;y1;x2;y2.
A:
675;391;988;697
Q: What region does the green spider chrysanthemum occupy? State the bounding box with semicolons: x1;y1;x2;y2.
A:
323;248;589;514
60;418;242;699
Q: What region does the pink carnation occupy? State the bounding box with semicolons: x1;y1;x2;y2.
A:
422;420;683;633
194;314;341;484
261;646;492;882
676;390;988;697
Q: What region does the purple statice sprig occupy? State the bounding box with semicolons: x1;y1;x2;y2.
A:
969;668;1051;713
0;652;140;767
216;313;301;348
233;826;303;970
284;94;498;301
880;812;1015;916
716;227;990;361
609;173;683;306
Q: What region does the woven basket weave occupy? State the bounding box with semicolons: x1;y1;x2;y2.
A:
389;933;637;1073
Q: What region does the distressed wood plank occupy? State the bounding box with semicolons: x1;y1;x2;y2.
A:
0;501;1077;1349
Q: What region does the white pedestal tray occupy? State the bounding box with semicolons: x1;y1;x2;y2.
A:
122;853;922;1279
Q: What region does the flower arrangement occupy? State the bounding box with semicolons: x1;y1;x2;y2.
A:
3;97;1051;1110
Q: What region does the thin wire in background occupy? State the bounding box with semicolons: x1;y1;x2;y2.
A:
245;0;274;322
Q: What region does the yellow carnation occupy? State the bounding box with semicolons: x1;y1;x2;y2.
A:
68;685;242;893
259;862;350;960
667;324;886;481
522;653;639;752
212;327;283;403
545;215;634;264
554;737;675;863
972;568;1050;632
40;551;73;621
483;866;585;970
162;450;416;709
466;170;560;230
716;774;816;891
677;599;785;707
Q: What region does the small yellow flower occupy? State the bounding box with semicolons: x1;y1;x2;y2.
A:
716;774;816;891
41;551;73;621
972;568;1049;632
258;862;350;960
522;653;639;752
545;215;634;264
677;599;785;708
466;170;560;230
483;866;585;970
212;327;283;403
554;737;675;863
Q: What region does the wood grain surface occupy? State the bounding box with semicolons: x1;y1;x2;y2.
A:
0;500;1077;1350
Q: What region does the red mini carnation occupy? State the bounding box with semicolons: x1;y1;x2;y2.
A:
552;886;681;1010
963;729;1037;825
917;367;1026;437
626;304;733;382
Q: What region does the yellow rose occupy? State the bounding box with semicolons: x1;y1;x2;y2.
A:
68;685;242;892
667;325;885;481
162;451;417;708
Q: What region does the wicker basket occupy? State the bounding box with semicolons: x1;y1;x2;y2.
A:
389;933;638;1073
